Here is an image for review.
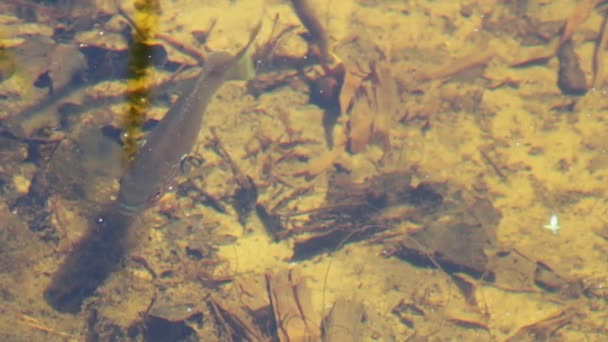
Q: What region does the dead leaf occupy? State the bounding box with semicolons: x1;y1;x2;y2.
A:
348;84;373;153
266;269;319;342
338;60;366;115
322;299;368;342
369;61;397;149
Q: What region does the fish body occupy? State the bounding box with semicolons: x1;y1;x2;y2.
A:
116;52;234;215
43;57;236;313
44;24;261;313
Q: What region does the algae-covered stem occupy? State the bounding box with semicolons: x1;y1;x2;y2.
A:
120;1;162;164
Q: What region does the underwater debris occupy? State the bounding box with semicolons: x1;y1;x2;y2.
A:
346;59;397;154
274;171;448;261
0;17;178;142
392;198;499;279
321;298;368;342
1;37;87;139
142;301;203;342
250;14;301;72
288;0;346;149
391;300;425;330
209;129;258;227
256;203;284;241
505;306;581;341
208;297;266;341
533;261;580;295
556;39;587;95
266;268;319;341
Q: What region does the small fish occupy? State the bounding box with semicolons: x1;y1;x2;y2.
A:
43;23;262;313
117;23;261;216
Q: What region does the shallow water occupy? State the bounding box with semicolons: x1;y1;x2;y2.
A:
1;0;608;340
